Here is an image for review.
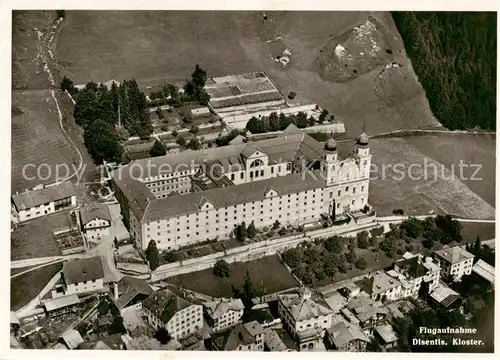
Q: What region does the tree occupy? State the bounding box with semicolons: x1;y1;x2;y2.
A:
213;260;230;278
319;109;329;123
308;116;316;127
295;112;309;128
367;338;382;352
345;249;357;263
246;117;264;134
324;254;338;278
56;10;66;18
282;248;301;268
176;135;187;147
146;240;160;270
355;257;367;270
269;112;280;131
83;120;123;164
190;125;200;134
400;217;424;238
235;222;247;242
418;280;430;301
109;315;126;334
155;327;171;344
191;64;207;88
278;113;292;130
172;130;179;137
162;251;178;264
242;271;255;311
60;76;75;94
187;138;202;150
98;300;110;315
357;230;369;249
150;140;167;157
324;235;344;253
473;236;481;260
287;91;296;100
247;221;257;239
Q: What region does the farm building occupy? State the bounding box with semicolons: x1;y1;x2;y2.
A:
204;72;321;129
11;181;77;223
61;257;105;296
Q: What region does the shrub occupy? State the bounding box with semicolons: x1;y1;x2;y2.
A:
288;91;296;100
393;208;404;215
213;260;230;278
172;130;178;137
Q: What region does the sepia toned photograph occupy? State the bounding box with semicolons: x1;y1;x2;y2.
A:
7;5;496;354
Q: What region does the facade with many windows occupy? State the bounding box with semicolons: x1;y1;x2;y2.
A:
112;131;372;252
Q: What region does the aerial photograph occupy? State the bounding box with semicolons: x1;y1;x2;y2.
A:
9;9;496;353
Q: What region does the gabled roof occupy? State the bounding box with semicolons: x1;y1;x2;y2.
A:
394;256;428;279
375;324;398;344
12;182;76;211
472;259;495;284
62;257;104;284
60;329;84;350
219;321;264;350
327;321;369;348
80;203;112;225
142;289;194;325
114;276;153;310
43;294;80;312
434;246;474;264
204;298;244;320
357;271;401;296
277;290;333;322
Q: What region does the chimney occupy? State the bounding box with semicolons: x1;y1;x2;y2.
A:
114;282;119;300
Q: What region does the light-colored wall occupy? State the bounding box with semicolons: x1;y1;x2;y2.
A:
17;195;77;222
65;278;104;296
212;308;244;332
144;304;203;340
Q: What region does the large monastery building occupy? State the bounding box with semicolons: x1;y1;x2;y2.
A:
111;127;372;252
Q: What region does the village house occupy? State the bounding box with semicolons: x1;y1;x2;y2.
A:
357;271;402;301
277;287;334;351
142;288;203;340
61;257;105;296
374;324;399;351
11;182;77;223
203;298;245;332
110;276;153;312
42;294;80;319
213;321;265;351
342;295;389;334
79;203;112;240
326;321;369;352
433;246;474;282
387;252;441;298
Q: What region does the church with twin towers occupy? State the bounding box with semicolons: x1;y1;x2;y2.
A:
111;125;372;252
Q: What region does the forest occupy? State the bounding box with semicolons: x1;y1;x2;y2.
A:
392;12;496;130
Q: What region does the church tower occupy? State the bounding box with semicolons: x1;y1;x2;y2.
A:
356;132;371;179
321;135;339;185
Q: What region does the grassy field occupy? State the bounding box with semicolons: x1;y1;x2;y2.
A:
12;11;56;90
11;263;62;311
368;136;495;219
55;11;438;136
404;134;496;207
11;90;77;193
460;222;496;242
392;12;496;131
166;255;298;297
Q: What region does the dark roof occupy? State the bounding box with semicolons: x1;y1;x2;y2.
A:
114;276;153;310
62;257;104;284
142;170;325;222
142;289;194;324
217;322;263;350
12;182;76;211
395;256;428;278
80;203;112;225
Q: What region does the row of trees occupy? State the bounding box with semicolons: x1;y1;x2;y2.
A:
245;109;334;134
234;221;257;242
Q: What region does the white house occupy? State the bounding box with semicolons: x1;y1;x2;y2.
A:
204;298;244;332
357;271;402;301
387;252;441;298
142;289;203;340
433;246;474;282
11;182;77;223
61;257;105;296
277;288;334;351
79;203;112;240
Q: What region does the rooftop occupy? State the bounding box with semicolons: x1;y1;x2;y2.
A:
327;321;369;348
264;329;289;351
204;298;244;320
277;288;333;322
434;246;474;264
217;321;263;350
113;276;153;310
79;203;112;225
60;329;84;350
12;181;76;211
430;282;461;308
323;291;348;314
357;271;401;296
62;257;104;285
375;324;398;344
43;294;80;312
472;259;495;284
142;288;194;325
